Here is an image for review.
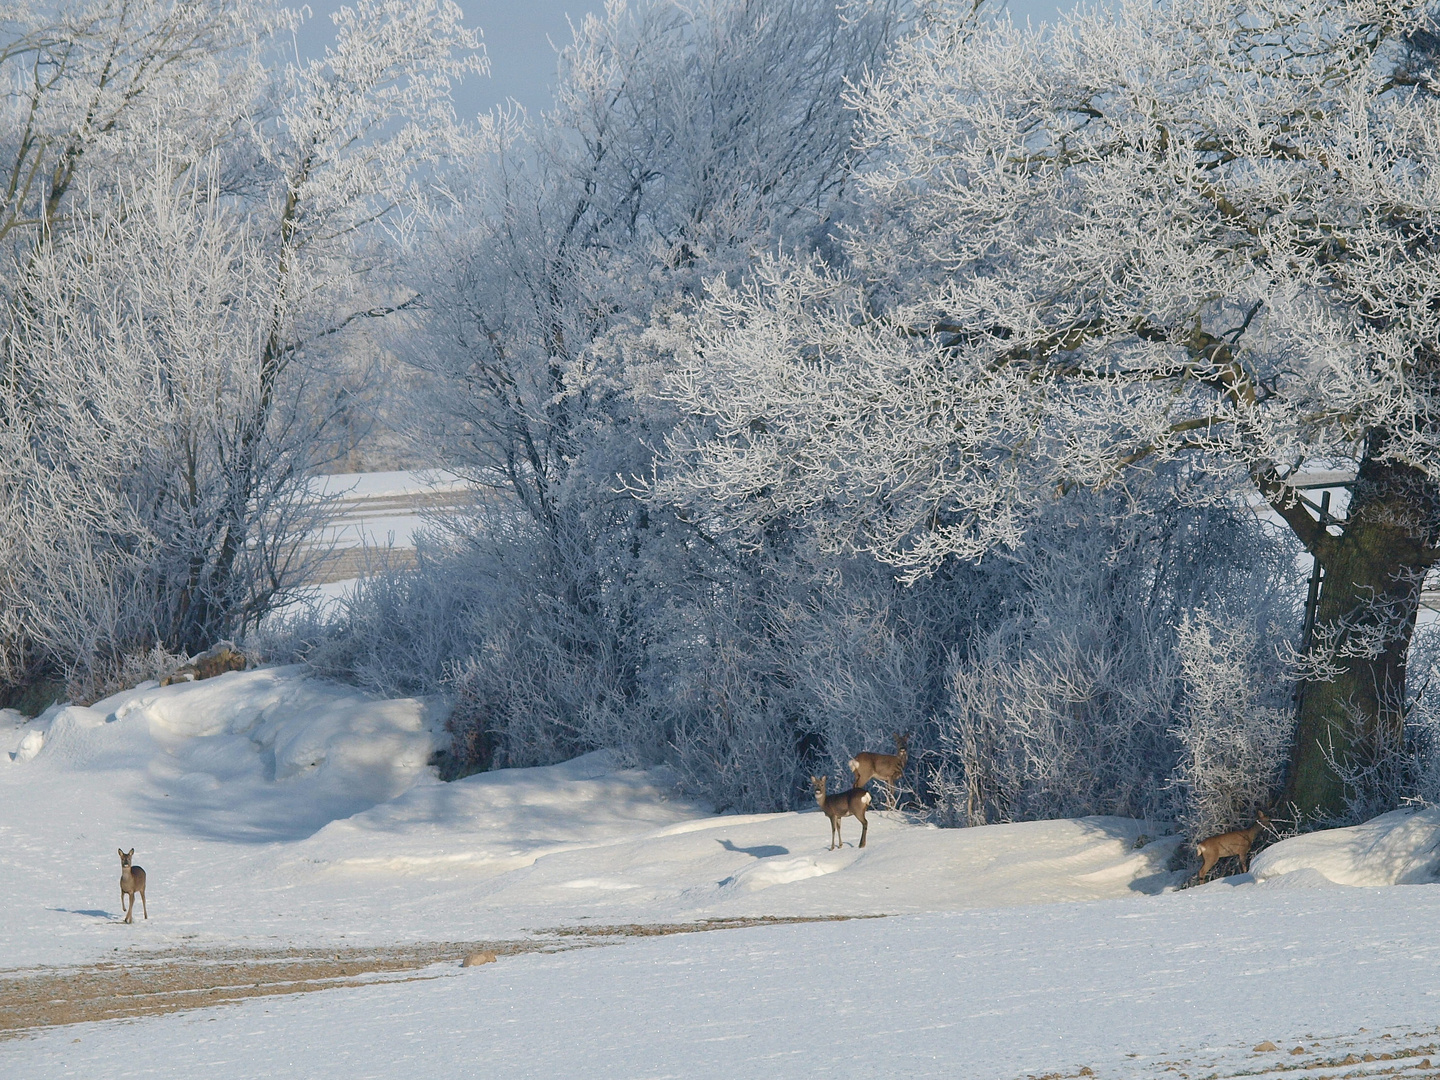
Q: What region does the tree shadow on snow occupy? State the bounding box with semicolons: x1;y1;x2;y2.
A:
717;838;789;859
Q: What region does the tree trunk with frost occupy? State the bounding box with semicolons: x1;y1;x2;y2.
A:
1286;444;1439;819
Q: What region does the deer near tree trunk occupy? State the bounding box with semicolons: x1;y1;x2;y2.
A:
1194;812;1271;884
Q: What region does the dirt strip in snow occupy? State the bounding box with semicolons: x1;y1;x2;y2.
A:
0;915;868;1037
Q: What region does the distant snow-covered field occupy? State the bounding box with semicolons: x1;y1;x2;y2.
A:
3;668;1440;1078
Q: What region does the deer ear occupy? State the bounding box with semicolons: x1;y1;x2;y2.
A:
118;848;124;857
127;849;134;858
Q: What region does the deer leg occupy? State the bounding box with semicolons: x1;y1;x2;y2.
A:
1196;854;1216;885
858;814;868;848
123;893;132;924
140;888;147;920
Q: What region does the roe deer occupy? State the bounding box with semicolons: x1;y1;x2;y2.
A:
119;848;147;923
1194;812;1271;883
849;733;908;804
160;641;246;685
811;776;871;850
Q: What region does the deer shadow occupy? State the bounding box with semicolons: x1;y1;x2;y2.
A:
48;907;112;919
717;838;789;859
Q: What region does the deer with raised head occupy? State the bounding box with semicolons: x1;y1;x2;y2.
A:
118;848;147;923
849;733;908;805
811;776;871;850
1194;812;1271;884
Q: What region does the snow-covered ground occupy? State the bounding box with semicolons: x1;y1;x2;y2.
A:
310;471;471;553
302;470;473;607
4;668;1440;1078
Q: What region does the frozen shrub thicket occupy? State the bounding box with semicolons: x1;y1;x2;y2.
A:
1169;610;1292;842
932;491;1301;830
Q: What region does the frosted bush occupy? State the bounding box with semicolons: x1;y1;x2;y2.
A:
932;491;1300;828
1169;611;1292;841
67;645;191;707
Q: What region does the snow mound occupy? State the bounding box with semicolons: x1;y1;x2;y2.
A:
717;853;843;893
295;749;702;877
31;704;127;768
11;728;43;763
0;708;26;760
1251;807;1440;886
97;667;435;789
14;666;439;842
1252;866;1341;889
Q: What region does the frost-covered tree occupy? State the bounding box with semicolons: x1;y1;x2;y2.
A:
0;0;275;256
0;0;275;687
412;0;901;524
1170;610;1294;841
387;0;908;797
664;0;1440;821
0;0;482;688
937;488;1299;828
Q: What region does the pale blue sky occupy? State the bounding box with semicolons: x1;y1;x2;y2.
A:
296;1;1073;117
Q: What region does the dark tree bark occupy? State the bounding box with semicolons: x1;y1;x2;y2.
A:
1284;435;1440;821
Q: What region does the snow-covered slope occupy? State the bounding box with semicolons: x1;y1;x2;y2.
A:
0;668;1185;969
6;667;1440;1080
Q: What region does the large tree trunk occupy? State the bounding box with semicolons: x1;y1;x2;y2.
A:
1286;446;1439;821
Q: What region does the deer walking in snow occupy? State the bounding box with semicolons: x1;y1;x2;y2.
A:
849;733;908;806
119;848;147;923
811;776;871;850
1194;812;1271;884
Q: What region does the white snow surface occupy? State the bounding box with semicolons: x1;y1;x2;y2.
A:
5;667;1440;1078
310;468;469;502
1251;806;1440;886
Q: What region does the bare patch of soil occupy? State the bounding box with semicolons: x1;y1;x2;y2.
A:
0;942;505;1037
538;914;881;938
1;915;874;1037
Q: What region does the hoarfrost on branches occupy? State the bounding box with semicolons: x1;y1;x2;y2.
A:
663;0;1440;820
0;0;484;688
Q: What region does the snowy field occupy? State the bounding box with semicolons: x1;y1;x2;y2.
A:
310;470;471;555
4;669;1440;1079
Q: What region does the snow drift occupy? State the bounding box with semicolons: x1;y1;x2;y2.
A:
1252;807;1440;887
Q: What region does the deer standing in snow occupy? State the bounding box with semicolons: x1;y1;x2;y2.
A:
1194;812;1271;884
811;776;871;850
849;733;908;806
119;848;147;923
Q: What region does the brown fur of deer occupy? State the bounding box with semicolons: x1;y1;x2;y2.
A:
1194;812;1271;883
160;641;247;686
119;848;147;923
811;776;871;850
849;733;908;802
